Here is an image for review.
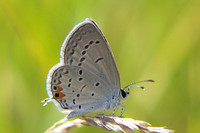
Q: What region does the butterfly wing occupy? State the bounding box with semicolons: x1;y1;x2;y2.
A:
47;65;112;117
46;18;121;117
60;18;120;91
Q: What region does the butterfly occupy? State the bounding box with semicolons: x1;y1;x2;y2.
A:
42;18;153;119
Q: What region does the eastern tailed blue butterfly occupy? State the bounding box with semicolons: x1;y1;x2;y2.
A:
42;18;153;119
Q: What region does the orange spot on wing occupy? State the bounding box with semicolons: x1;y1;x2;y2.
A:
57;92;65;99
56;86;63;92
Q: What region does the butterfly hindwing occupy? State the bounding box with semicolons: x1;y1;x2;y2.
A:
48;65;111;114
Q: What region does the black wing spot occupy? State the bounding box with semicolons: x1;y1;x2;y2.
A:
95;57;104;63
80;57;85;62
79;70;83;75
73;99;76;104
53;86;57;91
53;79;57;84
84;45;89;49
77;94;80;97
69;79;72;82
55;93;59;98
79;77;83;81
89;40;94;44
96;40;100;44
79;105;81;109
95;82;100;87
78;63;82;66
82;51;86;55
68;83;71;88
91;93;95;96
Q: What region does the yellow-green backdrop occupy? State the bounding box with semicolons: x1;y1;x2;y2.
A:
0;0;200;133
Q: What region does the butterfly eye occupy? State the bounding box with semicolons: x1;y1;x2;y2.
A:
121;89;127;98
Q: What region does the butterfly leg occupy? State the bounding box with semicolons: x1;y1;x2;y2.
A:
112;106;119;115
99;101;109;120
120;103;125;117
112;98;120;115
100;109;106;120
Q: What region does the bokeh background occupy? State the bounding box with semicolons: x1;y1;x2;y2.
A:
0;0;200;133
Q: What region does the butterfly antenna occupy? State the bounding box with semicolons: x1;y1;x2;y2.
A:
123;80;155;92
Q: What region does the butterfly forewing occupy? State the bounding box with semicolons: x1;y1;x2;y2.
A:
60;19;120;90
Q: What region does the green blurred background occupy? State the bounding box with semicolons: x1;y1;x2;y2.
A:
0;0;200;133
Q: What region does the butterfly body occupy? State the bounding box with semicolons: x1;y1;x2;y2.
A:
46;18;129;119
